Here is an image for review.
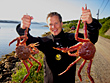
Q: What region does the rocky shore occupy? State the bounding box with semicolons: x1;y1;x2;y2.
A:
0;51;20;83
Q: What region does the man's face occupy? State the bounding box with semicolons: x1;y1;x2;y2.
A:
47;15;63;36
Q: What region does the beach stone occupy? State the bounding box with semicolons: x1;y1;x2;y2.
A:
4;77;12;82
0;63;5;71
2;72;12;80
0;74;2;79
4;62;15;69
7;56;19;63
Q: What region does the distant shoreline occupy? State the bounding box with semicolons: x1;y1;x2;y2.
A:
0;20;40;24
0;20;20;23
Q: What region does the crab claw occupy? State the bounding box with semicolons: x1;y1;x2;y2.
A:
28;42;39;47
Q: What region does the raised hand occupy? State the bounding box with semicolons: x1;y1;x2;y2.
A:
21;14;33;29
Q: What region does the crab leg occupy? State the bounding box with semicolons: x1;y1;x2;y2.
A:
21;60;30;83
9;38;19;46
53;42;82;54
32;47;39;54
58;57;81;76
28;43;39;54
84;21;87;39
24;27;28;36
83;4;88;39
27;59;33;69
29;46;39;54
30;55;41;73
9;36;28;46
20;36;28;45
29;42;39;47
68;42;82;56
87;60;95;83
75;4;89;42
20;27;28;45
75;18;89;42
53;47;69;53
78;60;86;81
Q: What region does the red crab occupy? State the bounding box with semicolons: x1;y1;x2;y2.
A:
9;27;41;83
53;5;95;83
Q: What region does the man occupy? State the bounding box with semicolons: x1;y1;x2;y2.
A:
16;6;101;83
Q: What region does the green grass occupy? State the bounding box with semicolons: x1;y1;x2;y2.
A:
12;51;44;83
99;17;110;39
99;33;110;39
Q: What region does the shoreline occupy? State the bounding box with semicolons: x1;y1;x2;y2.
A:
0;51;15;62
0;51;20;82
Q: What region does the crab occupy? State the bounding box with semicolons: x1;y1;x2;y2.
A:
9;27;41;83
53;5;95;83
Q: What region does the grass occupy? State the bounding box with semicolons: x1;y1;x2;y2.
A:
99;17;110;39
99;33;110;39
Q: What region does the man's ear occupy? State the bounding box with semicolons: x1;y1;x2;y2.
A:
61;22;63;26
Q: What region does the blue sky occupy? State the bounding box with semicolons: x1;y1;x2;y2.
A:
0;0;110;22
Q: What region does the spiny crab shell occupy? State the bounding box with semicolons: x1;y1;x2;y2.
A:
15;45;31;60
78;42;96;60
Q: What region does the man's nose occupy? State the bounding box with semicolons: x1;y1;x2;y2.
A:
52;25;55;28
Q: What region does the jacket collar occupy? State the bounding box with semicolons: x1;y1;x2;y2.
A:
52;30;64;38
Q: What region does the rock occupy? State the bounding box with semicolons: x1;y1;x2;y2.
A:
7;56;20;63
4;62;15;69
0;74;2;79
0;51;20;82
2;72;12;78
5;54;12;59
5;77;12;82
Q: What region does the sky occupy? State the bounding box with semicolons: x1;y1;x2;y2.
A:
0;0;110;22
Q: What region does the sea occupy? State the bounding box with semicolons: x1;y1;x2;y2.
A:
0;22;49;59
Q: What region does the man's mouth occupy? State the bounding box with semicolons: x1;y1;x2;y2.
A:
53;29;58;33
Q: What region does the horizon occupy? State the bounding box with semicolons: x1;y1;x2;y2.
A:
0;15;110;23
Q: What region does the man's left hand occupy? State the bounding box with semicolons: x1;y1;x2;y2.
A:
81;5;93;24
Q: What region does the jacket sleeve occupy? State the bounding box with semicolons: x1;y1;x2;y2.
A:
16;24;26;36
16;24;43;50
87;18;102;44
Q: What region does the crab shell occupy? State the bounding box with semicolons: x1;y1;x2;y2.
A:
78;42;96;60
15;45;31;60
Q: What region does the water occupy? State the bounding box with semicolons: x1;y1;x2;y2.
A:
0;22;49;58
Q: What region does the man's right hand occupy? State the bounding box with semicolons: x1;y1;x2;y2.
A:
21;14;33;29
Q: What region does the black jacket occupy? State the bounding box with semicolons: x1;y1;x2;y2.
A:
16;18;101;83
